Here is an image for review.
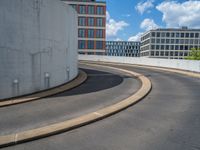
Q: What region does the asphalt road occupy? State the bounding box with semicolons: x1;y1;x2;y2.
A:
2;63;200;150
0;64;140;136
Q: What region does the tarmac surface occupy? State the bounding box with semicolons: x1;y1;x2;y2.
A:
2;63;200;150
0;64;140;136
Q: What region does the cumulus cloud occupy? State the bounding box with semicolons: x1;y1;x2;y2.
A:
156;1;200;28
140;18;159;31
128;32;143;41
135;0;154;14
106;11;129;37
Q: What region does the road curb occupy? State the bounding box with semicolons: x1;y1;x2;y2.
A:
0;63;152;148
0;70;88;107
80;60;200;78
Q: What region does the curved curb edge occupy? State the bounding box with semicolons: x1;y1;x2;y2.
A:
0;63;152;148
80;60;200;78
0;70;88;107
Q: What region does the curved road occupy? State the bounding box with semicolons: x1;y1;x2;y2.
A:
2;63;200;150
0;64;140;136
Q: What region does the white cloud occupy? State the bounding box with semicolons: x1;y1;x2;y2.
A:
115;38;123;41
122;14;131;17
156;1;200;28
135;0;154;14
106;11;129;37
106;11;110;20
128;32;143;41
140;18;159;31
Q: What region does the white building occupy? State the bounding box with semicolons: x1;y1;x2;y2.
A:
140;27;200;59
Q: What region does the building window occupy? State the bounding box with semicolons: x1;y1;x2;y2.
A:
70;4;77;11
156;39;160;43
190;33;194;38
96;41;103;49
176;33;180;37
79;5;86;14
195;33;199;38
166;32;170;37
171;33;175;37
88;40;94;49
78;17;86;26
96;29;103;38
161;32;165;37
156;32;160;37
88;17;94;26
186;33;189;37
88;29;94;38
151;39;155;43
78;29;85;38
97;6;104;15
151;32;155;37
181;33;184;37
78;40;85;49
88;5;94;14
170;45;174;50
96;18;103;26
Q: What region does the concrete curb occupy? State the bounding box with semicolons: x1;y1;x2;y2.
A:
80;60;200;78
0;70;88;107
0;63;152;148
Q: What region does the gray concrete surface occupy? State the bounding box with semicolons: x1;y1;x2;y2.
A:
0;0;78;99
0;64;140;137
3;64;200;150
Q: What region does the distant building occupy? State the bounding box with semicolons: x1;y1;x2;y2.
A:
106;41;140;57
62;0;106;55
140;27;200;59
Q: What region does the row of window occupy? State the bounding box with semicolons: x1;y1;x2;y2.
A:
71;4;105;15
78;40;104;49
106;42;140;46
78;29;104;38
151;32;200;38
150;38;200;44
106;46;139;50
106;53;139;57
107;50;139;54
78;17;104;26
140;51;189;58
150;51;189;57
150;45;199;51
142;31;200;41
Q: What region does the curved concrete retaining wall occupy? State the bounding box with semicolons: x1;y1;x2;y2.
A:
79;55;200;73
0;0;78;99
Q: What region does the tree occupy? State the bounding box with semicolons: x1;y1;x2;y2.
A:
185;48;200;60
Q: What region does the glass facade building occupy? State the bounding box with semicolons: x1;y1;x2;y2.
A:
140;27;200;59
106;41;140;57
62;0;106;55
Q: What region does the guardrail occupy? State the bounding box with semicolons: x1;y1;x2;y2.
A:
79;55;200;73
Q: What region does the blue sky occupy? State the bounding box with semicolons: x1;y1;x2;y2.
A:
106;0;200;41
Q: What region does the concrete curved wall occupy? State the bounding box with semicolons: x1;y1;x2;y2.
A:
0;0;78;99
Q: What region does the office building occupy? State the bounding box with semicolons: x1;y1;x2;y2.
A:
62;0;106;55
140;27;200;59
106;41;140;57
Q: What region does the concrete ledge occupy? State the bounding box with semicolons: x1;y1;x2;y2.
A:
0;63;152;148
80;60;200;78
0;70;87;107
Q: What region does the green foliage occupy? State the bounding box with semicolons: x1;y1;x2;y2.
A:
185;48;200;60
